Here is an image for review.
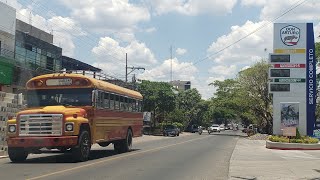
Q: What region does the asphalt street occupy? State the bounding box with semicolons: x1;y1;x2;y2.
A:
0;130;241;180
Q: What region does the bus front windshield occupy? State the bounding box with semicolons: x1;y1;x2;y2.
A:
27;88;93;107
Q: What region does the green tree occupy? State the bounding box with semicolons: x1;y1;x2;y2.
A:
175;88;202;128
208;60;273;134
237;61;272;133
138;80;176;126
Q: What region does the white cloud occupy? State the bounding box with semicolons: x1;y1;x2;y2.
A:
138;58;197;81
209;65;237;77
208;20;272;66
176;48;187;55
92;36;157;76
240;65;250;71
241;0;266;7
145;27;157;33
59;0;150;33
241;0;320;21
147;0;237;16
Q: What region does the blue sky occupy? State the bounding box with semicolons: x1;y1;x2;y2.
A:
3;0;320;99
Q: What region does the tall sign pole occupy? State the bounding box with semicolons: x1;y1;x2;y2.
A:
269;23;316;137
306;23;317;136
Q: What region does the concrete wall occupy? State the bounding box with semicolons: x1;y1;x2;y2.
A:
16;19;53;44
0;91;23;156
0;1;16;55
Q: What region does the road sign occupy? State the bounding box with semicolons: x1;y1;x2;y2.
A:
273;64;305;68
272;78;305;83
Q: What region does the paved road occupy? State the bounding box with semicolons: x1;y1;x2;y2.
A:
0;130;241;180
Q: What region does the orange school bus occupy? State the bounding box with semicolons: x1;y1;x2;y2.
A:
7;73;143;162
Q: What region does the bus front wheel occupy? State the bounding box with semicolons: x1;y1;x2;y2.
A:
8;147;28;163
114;129;133;153
72;130;91;162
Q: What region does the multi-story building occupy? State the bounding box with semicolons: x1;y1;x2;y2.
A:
0;2;103;94
0;2;16;91
170;80;191;91
13;19;63;88
0;1;63;93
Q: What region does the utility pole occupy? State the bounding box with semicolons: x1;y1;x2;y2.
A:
170;45;173;82
125;53;128;82
125;53;145;83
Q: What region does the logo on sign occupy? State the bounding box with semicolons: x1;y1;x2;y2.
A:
280;25;300;46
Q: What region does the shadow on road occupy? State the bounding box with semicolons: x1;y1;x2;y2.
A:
202;131;247;138
8;149;139;164
231;176;257;180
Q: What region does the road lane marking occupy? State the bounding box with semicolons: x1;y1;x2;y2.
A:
27;135;209;180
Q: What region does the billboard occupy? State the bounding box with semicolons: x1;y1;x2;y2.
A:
280;102;299;128
271;23;316;136
143;112;151;122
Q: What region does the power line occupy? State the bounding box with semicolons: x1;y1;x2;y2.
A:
19;0;127;63
143;0;308;79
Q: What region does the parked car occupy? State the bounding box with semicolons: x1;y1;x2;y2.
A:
219;124;225;131
163;125;180;136
190;124;198;133
226;124;233;130
208;124;221;134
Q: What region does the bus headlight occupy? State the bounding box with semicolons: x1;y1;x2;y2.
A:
65;123;74;132
8;125;16;133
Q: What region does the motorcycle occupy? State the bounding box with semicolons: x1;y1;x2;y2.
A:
198;126;203;135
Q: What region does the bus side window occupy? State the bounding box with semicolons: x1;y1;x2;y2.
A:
115;95;120;110
132;99;136;112
128;98;133;112
104;92;110;109
135;100;139;112
120;96;125;111
109;94;115;110
124;97;129;111
98;91;104;109
138;100;142;112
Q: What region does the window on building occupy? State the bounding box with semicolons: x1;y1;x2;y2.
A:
270;54;290;63
270;84;290;92
270;69;290;77
46;56;54;70
25;44;32;51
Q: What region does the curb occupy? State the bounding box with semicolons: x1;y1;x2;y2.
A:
0;156;8;159
266;140;320;150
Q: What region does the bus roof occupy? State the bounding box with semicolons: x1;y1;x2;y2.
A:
27;73;143;99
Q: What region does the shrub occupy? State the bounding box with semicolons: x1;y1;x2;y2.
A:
269;135;289;143
270;135;319;144
296;128;302;139
247;129;255;137
289;139;303;143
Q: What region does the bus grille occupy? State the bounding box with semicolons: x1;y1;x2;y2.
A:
19;114;63;136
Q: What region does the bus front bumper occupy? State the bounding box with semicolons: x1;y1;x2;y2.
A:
7;136;78;147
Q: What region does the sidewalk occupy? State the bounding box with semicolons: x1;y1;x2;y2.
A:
229;138;320;180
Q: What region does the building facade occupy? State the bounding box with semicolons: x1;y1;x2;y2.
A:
0;2;63;93
170;80;191;91
0;2;16;89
